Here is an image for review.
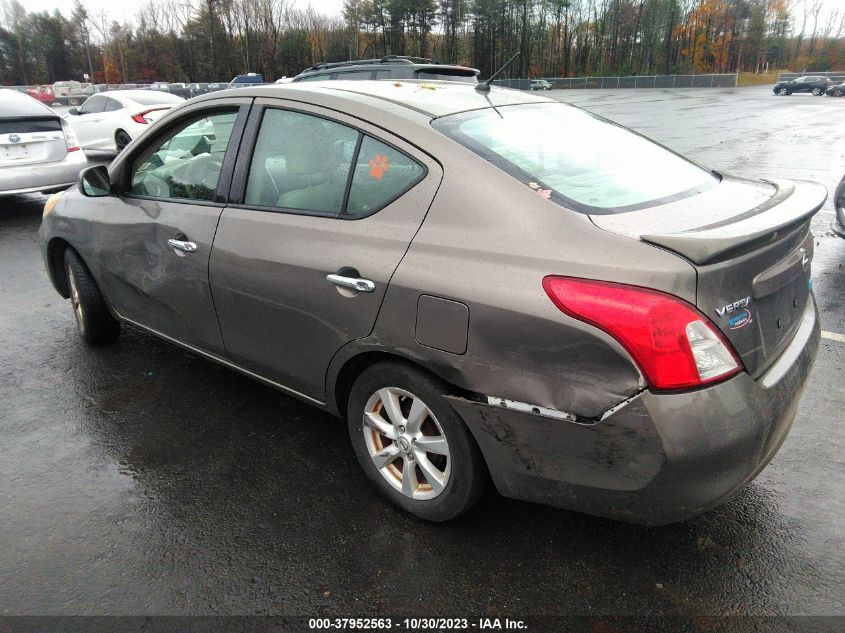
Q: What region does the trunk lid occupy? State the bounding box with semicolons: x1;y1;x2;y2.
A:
591;176;826;377
0;116;67;167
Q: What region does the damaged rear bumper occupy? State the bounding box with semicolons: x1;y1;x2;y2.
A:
448;298;820;525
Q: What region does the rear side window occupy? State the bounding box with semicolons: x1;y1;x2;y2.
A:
344;137;425;218
245;109;358;214
104;98;122;112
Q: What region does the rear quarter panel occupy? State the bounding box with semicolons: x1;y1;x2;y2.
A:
332;137;699;419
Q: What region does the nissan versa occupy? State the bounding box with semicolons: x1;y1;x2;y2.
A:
40;81;824;524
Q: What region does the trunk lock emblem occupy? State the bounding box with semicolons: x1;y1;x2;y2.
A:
8;134;20;144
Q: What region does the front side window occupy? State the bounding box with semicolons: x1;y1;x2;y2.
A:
245;109;358;213
433;102;716;213
130;110;238;201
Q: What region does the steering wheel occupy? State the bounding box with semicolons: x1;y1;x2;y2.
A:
139;174;170;198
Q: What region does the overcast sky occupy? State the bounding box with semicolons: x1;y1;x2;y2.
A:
15;0;844;29
21;0;346;23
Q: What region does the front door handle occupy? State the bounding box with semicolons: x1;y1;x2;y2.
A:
326;273;375;293
167;238;197;253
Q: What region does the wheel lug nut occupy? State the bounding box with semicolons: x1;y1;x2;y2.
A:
398;426;405;433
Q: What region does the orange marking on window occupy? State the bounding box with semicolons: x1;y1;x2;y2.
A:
369;154;390;180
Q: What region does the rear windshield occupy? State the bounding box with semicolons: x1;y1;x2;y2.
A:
0;90;54;117
432;102;717;213
130;92;184;105
0;118;60;133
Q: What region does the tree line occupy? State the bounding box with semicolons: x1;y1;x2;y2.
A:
1;0;843;86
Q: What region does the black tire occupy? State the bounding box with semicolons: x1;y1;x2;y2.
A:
812;87;823;96
64;248;121;346
347;362;486;522
115;129;132;152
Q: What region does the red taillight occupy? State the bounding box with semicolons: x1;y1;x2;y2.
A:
60;118;81;152
131;107;168;124
543;276;742;391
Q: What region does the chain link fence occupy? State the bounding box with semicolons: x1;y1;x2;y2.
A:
494;73;739;90
778;71;845;82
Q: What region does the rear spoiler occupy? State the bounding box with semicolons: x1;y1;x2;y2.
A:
641;179;827;265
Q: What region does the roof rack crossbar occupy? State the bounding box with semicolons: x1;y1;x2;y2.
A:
306;56;441;73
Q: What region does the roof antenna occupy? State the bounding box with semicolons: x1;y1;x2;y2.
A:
475;52;520;93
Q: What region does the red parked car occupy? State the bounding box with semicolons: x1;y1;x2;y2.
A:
26;85;55;105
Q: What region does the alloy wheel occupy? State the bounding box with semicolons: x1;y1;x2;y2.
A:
66;263;85;336
362;387;451;500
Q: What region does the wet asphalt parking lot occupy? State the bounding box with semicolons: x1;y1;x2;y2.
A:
1;85;844;627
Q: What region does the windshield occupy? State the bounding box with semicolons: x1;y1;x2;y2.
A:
433;102;717;213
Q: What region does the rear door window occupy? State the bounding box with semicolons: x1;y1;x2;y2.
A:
104;98;123;112
244;109;358;214
243;108;425;218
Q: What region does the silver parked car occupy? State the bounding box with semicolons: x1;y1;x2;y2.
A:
0;89;86;196
834;173;845;238
40;81;823;524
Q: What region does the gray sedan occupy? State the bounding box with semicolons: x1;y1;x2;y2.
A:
40;81;824;524
0;89;86;196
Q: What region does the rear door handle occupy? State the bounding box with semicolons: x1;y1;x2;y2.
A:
326;273;375;293
167;238;197;253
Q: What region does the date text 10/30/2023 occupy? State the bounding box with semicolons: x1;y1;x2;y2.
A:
308;618;528;630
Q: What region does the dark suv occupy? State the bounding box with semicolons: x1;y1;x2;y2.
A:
773;76;833;96
292;56;479;84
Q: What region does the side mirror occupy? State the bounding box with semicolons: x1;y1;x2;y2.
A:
79;165;112;197
68;107;79;115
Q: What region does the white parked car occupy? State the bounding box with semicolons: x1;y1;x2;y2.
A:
0;88;86;196
66;90;185;152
